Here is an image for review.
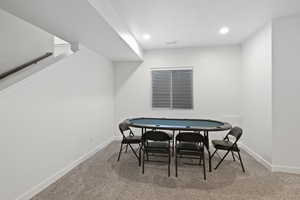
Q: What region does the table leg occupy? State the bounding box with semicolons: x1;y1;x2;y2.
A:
139;128;145;165
172;130;175;156
204;131;212;172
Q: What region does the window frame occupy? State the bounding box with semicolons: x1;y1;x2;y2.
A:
151;67;194;110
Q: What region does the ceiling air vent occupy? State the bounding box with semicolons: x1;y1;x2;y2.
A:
165;40;177;45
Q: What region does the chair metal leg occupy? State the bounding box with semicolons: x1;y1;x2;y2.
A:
175;151;178;177
146;141;149;161
208;150;212;172
128;144;140;165
125;144;128;153
211;149;218;159
117;143;123;161
215;150;230;170
237;151;246;172
202;150;206;180
199;143;202;165
138;144;141;166
142;148;145;174
168;150;171;177
231;151;236;161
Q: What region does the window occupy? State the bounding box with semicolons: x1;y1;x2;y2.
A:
152;69;193;109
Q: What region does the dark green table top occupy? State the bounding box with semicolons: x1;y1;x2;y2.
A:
125;117;231;131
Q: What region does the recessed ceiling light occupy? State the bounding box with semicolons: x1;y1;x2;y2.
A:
219;26;230;35
142;34;151;40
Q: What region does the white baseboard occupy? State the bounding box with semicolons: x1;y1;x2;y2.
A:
272;165;300;174
16;137;114;200
238;142;272;171
239;142;300;174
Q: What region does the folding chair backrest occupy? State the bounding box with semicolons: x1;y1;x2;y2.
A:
119;122;132;138
176;132;204;143
143;131;170;142
227;127;243;142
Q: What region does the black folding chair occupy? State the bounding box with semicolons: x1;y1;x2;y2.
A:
175;131;206;180
142;130;172;176
117;122;142;166
211;127;245;172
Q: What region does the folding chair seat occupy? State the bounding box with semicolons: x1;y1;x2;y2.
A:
177;142;203;153
145;141;170;153
122;136;141;144
211;140;239;151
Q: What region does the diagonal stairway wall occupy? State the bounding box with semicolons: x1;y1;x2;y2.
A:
0;8;53;75
0;45;115;200
0;0;143;61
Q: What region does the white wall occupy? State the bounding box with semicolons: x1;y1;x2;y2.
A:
272;15;300;171
114;46;242;136
0;46;114;200
0;0;142;61
88;0;143;58
241;24;273;164
0;8;53;74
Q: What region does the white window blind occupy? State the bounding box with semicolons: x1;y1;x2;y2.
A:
152;69;193;109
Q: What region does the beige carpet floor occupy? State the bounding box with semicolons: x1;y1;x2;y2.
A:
32;141;300;200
